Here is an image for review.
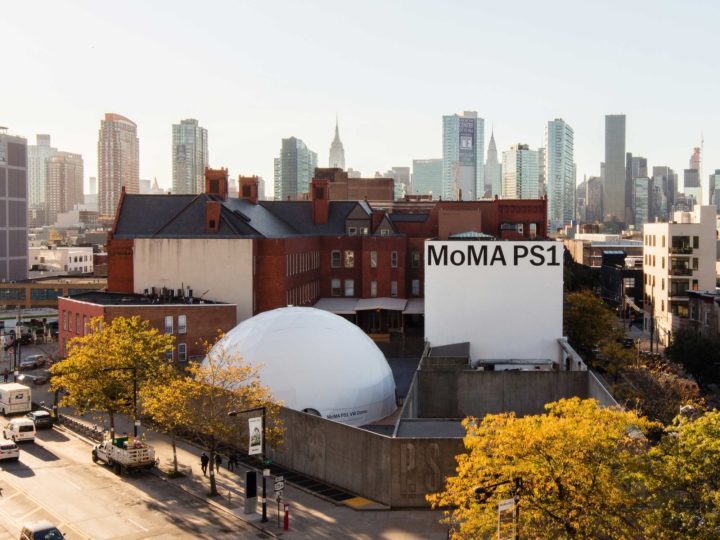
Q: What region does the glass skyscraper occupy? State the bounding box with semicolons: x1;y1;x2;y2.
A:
27;134;56;222
442;111;484;200
274;137;318;200
502;144;539;199
172;119;208;194
411;159;442;197
545;119;575;231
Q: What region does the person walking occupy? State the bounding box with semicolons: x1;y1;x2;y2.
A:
200;452;209;476
227;452;237;472
215;453;222;472
2;368;7;383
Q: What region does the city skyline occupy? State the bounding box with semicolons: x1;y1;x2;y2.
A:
2;1;719;197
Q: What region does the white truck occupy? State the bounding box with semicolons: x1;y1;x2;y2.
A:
91;436;157;475
0;383;31;415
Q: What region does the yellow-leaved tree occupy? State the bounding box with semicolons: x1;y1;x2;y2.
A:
50;316;174;437
143;336;282;496
428;398;656;539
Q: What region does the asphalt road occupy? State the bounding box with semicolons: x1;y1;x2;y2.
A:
0;422;260;539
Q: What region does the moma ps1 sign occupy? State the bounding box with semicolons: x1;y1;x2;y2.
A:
424;240;563;362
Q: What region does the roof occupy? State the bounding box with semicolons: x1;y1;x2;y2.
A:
313;297;358;315
314;297;421;314
355;298;408;311
448;231;495;239
389;213;429;223
404;298;425;315
65;291;233;306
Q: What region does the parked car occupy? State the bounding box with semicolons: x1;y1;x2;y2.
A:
19;355;45;370
26;410;53;430
622;338;635;349
18;372;49;386
19;520;64;539
0;438;18;461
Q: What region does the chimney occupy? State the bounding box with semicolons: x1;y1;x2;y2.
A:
205;167;228;200
205;201;221;233
239;175;259;204
312;177;329;225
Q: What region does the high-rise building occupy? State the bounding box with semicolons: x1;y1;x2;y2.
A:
383;167;410;200
484;131;502;198
139;179;151;194
538;147;546;198
85;176;98;212
683;169;701;205
98;113;139;218
545;119;575;231
689;147;701;171
273;137;318;200
172;118;208;194
603;114;626;222
442;111;484;200
653;166;678;211
45;152;84;225
626;153;648;224
411;159;442;197
709;170;720;206
328;119;345;170
27;134;56;221
502;144;539;199
633;177;650;228
585;177;604;223
0;128;28;281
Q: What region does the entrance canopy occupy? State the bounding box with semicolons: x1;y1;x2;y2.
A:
314;297;422;315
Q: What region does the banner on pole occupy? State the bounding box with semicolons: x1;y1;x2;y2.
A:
497;498;516;540
248;416;263;455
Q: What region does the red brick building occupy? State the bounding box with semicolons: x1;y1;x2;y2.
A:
57;291;236;360
106;168;547;334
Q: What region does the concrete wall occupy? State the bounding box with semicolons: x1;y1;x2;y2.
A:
133;238;253;322
416;370;589;419
268;407;463;508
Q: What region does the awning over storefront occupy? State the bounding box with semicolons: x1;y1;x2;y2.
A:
355;298;408;312
313;298;359;315
403;298;425;315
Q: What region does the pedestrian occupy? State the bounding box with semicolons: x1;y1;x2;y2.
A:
200;452;209;476
228;452;237;472
215;453;222;472
2;368;7;383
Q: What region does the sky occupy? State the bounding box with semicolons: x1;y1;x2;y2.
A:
2;0;719;196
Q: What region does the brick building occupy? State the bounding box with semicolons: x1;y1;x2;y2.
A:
57;291;236;360
106;168;547;334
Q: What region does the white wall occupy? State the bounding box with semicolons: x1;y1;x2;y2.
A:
133;238;254;322
424;240;564;363
29;246;93;273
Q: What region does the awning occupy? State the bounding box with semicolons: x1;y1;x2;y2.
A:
354;298;408;312
313;298;358;315
403;298;425;315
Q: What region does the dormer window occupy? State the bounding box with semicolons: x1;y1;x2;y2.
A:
380;229;390;236
348;227;357;236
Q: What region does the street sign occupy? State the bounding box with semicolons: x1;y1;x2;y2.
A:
274;480;285;492
249;416;263;455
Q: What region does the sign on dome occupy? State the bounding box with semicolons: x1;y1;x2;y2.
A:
424;240;563;362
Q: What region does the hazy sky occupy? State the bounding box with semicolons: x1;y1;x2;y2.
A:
2;0;719;195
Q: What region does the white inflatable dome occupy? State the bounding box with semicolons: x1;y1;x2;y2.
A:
206;307;397;426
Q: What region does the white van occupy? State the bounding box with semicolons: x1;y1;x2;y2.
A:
3;418;36;442
0;383;31;415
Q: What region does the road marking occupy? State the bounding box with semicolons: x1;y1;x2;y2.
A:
0;492;20;504
126;517;149;532
65;479;82;491
19;506;41;520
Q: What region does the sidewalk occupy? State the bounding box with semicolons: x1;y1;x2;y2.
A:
59;410;448;539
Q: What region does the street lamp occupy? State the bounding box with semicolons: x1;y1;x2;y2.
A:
474;477;523;540
228;407;268;522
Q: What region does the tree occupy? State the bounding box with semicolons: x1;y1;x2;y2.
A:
665;329;720;385
641;411;720;539
163;337;281;497
428;398;656;539
50;316;174;437
564;290;621;355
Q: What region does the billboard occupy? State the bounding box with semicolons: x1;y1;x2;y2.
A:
424;240;563;362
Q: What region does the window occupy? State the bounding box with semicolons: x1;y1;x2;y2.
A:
692;258;698;270
165;348;174;361
692;279;699;291
331;278;341;296
62;311;67;331
178;343;187;362
370;280;377;297
348;227;357;236
391;280;398;297
662;257;665;269
83;315;87;335
693;236;699;249
661;278;665;291
178;315;187;334
360;227;369;235
165;315;173;334
412;279;420;296
380;229;390;236
662;236;665;247
661;300;664;312
331;250;341;268
391;251;398;268
370;251;377;268
75;314;79;334
411;251;420;268
344;279;354;297
344;250;354;268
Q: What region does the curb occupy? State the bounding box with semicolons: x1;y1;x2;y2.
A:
150;468;280;539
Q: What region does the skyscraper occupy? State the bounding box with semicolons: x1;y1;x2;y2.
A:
603;114;626;222
98;113;139;218
709;170;720;206
626;153;648;225
653;166;677;211
484;131;502;198
502;144;539;199
27;134;56;222
273;137;317;200
538;147;546;198
172;118;208;194
585;177;604;223
411;159;442;197
0;128;28;281
328;119;345;169
442;111;484;200
45;152;84;225
684;169;701;205
545;119;575;231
